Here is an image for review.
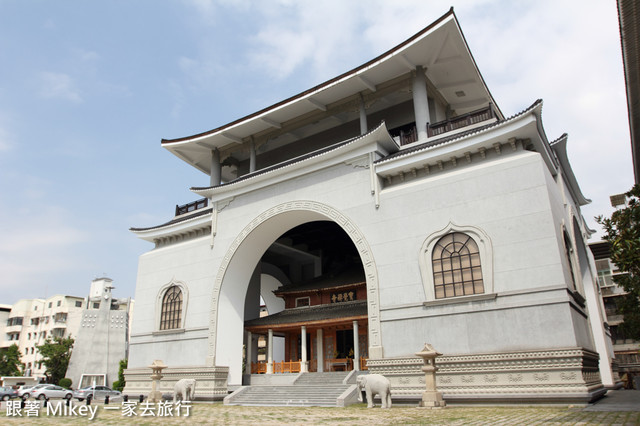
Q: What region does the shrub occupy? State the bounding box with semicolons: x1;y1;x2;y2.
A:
59;378;72;389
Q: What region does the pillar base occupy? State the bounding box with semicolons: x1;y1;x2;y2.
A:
418;391;446;409
148;391;163;403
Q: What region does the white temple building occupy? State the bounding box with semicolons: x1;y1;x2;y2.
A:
124;9;618;404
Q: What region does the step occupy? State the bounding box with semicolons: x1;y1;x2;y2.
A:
227;385;351;407
227;372;359;407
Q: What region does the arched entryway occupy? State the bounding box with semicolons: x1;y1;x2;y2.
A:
206;201;382;386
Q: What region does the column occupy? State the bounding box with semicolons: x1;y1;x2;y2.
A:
246;331;253;374
317;329;324;372
301;326;308;373
353;321;360;371
412;65;430;141
249;140;257;173
210;148;221;186
266;329;273;374
359;94;368;135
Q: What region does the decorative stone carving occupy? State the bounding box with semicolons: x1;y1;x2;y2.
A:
415;343;446;408
124;365;228;401
173;378;196;403
357;374;392;409
367;347;605;404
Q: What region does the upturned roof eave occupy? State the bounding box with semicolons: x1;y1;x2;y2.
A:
160;8;458;148
129;207;213;241
160;7;501;170
550;134;591;206
191;121;398;199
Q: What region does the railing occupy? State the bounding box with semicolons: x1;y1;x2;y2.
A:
251;357;368;374
251;362;267;374
395;105;496;146
275;361;301;373
251;361;301;374
360;357;368;371
398;127;418;146
175;198;208;216
427;104;495;138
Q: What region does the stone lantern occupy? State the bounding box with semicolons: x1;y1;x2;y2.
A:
148;359;168;403
415;343;445;408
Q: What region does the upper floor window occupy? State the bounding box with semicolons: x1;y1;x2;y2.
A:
595;259;615;288
160;285;183;330
7;317;23;326
432;232;484;299
295;297;310;308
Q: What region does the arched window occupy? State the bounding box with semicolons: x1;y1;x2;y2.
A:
432;232;484;299
563;230;577;291
160;285;183;330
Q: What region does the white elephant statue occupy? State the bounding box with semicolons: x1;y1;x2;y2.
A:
356;374;392;408
173;378;196;403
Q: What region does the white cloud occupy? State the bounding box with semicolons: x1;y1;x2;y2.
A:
38;71;83;103
243;1;368;81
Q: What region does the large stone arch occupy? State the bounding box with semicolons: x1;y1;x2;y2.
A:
206;201;382;385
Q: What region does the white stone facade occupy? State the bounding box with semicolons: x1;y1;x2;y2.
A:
125;10;614;403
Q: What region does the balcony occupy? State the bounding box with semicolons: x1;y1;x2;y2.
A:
427;104;496;137
393;105;497;146
175;198;208;216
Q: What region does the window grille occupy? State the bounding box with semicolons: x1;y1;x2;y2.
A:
160;285;183;330
432;232;484;299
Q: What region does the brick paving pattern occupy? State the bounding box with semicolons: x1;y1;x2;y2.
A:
1;400;639;425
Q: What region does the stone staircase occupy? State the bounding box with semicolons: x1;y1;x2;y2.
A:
225;372;360;407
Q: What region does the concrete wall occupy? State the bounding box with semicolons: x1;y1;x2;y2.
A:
128;235;214;369
128;142;599;388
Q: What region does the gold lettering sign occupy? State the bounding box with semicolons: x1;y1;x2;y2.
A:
330;291;356;303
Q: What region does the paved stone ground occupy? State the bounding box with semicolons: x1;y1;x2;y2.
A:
0;390;637;424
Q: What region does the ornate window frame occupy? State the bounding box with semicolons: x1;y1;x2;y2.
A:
561;218;586;306
155;279;189;334
419;222;494;303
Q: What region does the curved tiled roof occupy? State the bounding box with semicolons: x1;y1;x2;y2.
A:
245;300;367;327
162;8;458;145
130;207;212;232
274;268;365;295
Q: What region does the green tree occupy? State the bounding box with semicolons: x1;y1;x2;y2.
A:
36;336;74;385
596;184;640;340
0;344;24;376
112;359;127;391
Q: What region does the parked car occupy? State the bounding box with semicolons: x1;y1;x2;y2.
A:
27;384;73;400
18;384;48;400
0;386;18;401
73;385;122;402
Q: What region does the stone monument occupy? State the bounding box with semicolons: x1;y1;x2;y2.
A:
148;360;168;403
415;343;445;408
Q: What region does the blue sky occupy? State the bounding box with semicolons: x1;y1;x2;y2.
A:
0;0;632;304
